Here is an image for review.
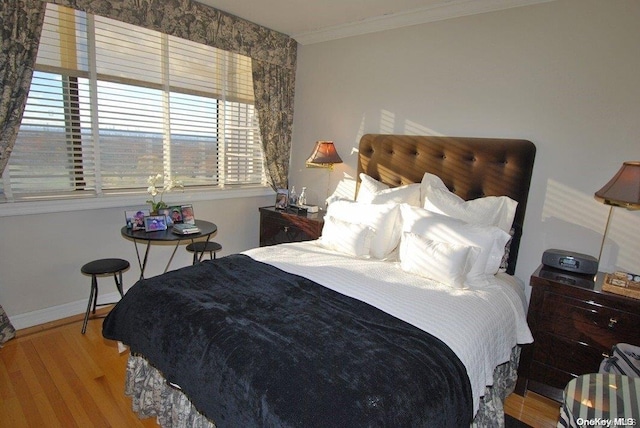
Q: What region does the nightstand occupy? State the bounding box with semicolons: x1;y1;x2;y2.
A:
516;265;640;402
259;206;325;247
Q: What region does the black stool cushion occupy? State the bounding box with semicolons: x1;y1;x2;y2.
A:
186;242;222;253
82;258;130;275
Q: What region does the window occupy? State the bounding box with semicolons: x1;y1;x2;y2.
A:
1;3;265;203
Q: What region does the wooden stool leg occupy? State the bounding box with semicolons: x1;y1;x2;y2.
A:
82;276;97;334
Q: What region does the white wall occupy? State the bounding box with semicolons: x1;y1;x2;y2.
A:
0;192;273;328
289;0;640;293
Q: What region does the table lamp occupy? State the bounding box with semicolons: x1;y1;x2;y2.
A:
594;161;640;268
305;140;343;204
306;141;343;169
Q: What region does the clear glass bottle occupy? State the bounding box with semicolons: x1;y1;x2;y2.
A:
298;187;307;206
289;186;297;206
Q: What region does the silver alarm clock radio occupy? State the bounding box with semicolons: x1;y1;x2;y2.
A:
541;249;599;275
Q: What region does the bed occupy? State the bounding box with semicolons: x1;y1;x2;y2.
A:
103;134;536;427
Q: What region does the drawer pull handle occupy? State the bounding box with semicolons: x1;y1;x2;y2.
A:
602;352;611;359
608;318;618;328
283;226;289;232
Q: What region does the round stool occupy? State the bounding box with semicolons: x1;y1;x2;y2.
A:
80;258;129;334
559;373;640;427
186;241;222;264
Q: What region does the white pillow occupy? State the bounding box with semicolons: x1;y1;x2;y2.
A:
325;177;357;206
399;204;511;287
357;173;421;206
399;232;480;289
326;200;400;259
358;173;389;195
420;173;517;233
318;216;374;257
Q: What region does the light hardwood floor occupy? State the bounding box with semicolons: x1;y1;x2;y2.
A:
1;308;560;427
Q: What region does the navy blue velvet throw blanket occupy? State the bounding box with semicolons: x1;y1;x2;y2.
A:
103;254;472;427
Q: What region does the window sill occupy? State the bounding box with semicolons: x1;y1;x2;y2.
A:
0;186;274;218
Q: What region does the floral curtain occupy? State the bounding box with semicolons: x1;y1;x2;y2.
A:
0;0;47;176
0;0;47;343
48;0;297;190
253;60;296;189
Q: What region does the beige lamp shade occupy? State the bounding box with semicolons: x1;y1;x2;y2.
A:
595;161;640;209
306;141;343;167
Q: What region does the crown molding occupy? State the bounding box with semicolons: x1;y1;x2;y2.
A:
293;0;555;45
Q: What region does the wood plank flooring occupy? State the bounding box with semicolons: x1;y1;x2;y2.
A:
0;308;156;428
0;308;560;427
505;389;560;428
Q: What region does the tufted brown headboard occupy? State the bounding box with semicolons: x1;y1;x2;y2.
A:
357;134;536;274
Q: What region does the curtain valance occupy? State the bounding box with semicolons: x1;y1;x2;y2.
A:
48;0;297;70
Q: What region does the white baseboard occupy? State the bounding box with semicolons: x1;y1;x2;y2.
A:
9;289;127;330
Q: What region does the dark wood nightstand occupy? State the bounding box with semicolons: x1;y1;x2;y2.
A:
516;265;640;402
259;206;325;247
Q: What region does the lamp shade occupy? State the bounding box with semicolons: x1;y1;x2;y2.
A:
595;161;640;208
306;141;343;166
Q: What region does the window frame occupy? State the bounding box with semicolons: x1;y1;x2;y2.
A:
1;3;268;209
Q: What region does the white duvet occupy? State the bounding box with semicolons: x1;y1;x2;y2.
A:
244;241;533;415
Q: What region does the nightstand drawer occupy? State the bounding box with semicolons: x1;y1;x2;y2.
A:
532;332;604;377
539;292;640;350
261;221;309;245
539;291;640;348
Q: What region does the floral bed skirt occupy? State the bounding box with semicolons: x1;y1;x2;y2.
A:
125;347;521;428
0;305;16;345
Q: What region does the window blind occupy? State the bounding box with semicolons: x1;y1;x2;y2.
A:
2;3;263;202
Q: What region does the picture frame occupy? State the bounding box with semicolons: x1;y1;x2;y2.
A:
181;204;196;225
158;208;173;226
125;209;150;231
144;215;168;232
169;205;182;224
275;188;288;210
166;206;184;225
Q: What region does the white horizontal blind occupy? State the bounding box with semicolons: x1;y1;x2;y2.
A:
2;3;263;202
224;101;264;184
5;71;96;196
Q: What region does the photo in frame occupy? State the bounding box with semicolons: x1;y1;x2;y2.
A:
181;204;195;225
144;215;168;232
275;188;288;210
165;206;184;225
125;209;150;231
158;208;172;226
